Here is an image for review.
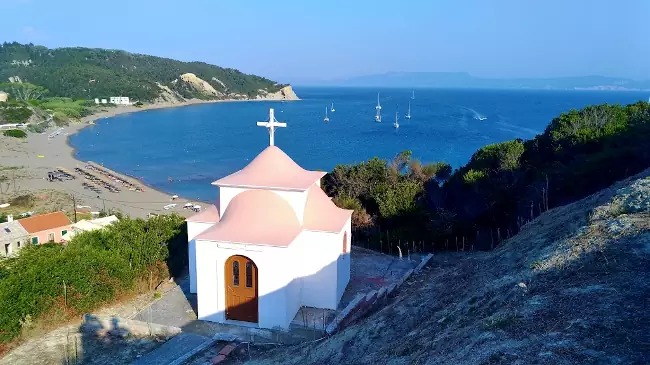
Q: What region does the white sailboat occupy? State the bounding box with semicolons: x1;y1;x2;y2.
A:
324;106;329;123
330;102;335;112
405;101;411;119
411;90;415;100
375;93;382;122
393;110;399;129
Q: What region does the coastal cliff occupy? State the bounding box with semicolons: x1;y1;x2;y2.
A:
0;42;292;102
255;85;300;101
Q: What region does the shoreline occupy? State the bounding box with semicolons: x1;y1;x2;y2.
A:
0;97;293;219
69;97;295;200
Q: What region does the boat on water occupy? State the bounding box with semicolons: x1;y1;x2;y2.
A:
405;101;411;119
411;90;415;100
324;106;329;123
330;102;335;112
393;110;400;129
375;93;382;122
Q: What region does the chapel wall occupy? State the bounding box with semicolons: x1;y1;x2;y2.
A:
336;217;353;303
195;240;296;329
295;230;340;310
187;221;214;293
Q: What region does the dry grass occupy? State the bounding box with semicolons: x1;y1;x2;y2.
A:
245;169;650;365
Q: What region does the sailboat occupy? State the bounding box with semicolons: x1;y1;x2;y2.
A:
375;93;382;122
324;106;329;123
411;90;415;100
405;101;411;119
330;102;335;112
393;110;399;129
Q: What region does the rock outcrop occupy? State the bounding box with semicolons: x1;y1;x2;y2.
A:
255;85;299;101
180;73;223;96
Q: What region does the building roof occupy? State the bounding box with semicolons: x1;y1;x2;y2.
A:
302;185;353;232
195;189;301;247
62;215;118;241
0;221;29;243
18;211;71;233
186;204;220;223
88;215;119;227
213;146;326;191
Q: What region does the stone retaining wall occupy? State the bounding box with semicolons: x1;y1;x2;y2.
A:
326;254;433;335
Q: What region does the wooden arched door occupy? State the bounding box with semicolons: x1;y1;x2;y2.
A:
225;255;258;323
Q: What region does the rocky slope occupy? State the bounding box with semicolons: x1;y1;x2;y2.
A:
247;169;650;364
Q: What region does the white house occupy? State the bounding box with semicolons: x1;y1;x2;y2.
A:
109;96;130;105
186;109;352;330
61;215;119;241
0;91;8;103
101;99;107;104
94;98;100;104
1;217;29;257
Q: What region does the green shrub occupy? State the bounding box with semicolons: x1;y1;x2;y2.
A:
463;169;486;184
0;103;32;124
0;214;186;344
2;129;27;138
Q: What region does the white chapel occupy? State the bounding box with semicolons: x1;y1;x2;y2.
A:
186;109;353;329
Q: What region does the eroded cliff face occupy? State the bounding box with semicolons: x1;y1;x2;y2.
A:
255;85;300;101
180;73;223;96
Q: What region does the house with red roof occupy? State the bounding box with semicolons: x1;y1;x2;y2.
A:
186;109;353;329
18;211;72;245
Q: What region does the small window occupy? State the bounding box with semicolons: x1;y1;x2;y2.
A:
17;241;21;248
246;262;253;288
232;261;239;287
48;233;55;242
62;230;67;236
31;237;38;245
4;243;9;256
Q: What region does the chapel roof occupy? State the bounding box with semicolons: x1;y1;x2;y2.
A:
303;185;353;233
213;146;326;191
195;189;301;247
186;204;220;223
18;211;71;233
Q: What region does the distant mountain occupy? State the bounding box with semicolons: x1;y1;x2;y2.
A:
0;42;291;102
328;72;650;91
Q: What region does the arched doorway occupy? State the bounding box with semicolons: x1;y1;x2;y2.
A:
224;255;258;323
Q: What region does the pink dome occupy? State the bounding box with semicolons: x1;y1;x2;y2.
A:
196;189;301;246
303;185;352;232
213;146;326;190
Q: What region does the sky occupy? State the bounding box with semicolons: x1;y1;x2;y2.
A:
0;0;648;84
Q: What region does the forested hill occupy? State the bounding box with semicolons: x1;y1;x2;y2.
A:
0;42;287;101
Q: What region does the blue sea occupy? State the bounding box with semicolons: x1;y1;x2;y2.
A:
69;88;648;202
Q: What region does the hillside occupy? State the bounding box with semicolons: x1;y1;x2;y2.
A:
0;42;292;102
248;168;650;364
329;72;650;90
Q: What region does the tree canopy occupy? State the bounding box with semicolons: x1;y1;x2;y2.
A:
0;42;284;101
325;101;650;252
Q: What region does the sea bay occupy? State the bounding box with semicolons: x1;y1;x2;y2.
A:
69;87;648;202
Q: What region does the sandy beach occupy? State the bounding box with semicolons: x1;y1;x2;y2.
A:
0;99;228;219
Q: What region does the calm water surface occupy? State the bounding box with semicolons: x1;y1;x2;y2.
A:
69;87;648;202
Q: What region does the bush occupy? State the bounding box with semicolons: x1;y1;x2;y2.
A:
0;103;33;124
0;214;186;344
2;129;27;138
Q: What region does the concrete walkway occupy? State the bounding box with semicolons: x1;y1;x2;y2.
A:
130;333;212;365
